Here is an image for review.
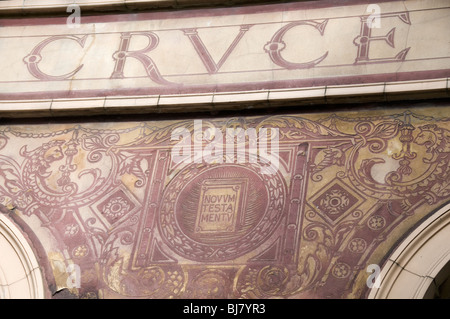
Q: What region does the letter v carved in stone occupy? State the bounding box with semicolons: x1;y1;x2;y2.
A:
183;25;253;74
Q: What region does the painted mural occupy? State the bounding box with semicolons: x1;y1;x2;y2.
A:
0;105;448;298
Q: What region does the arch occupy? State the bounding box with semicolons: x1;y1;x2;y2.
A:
0;213;45;299
369;201;450;299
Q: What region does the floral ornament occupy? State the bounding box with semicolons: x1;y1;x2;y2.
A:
320;189;350;215
103;197;130;221
64;223;79;238
73;244;89;258
257;266;289;295
332;262;350;279
190;270;230;298
367;215;386;230
348;238;367;253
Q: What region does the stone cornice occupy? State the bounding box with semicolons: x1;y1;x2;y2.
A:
0;78;448;118
0;0;299;16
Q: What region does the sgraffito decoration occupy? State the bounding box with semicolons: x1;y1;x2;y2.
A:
0;107;449;298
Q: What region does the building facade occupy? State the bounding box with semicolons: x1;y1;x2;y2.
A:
0;0;449;299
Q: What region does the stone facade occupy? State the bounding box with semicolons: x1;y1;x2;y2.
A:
0;0;449;299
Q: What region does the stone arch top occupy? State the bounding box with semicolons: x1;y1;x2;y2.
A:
369;202;450;299
0;211;45;299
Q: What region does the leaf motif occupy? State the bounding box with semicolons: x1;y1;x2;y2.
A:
82;135;104;150
371;121;400;139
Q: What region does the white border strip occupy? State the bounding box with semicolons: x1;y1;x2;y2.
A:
0;78;448;118
369;202;450;299
0;0;266;14
0;213;45;299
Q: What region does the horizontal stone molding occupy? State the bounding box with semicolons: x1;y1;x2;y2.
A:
0;78;448;118
0;0;288;15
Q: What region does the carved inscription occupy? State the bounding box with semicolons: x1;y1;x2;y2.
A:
22;14;411;82
4;1;448;99
195;179;247;233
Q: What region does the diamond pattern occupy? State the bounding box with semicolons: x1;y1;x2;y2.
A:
91;186;141;227
310;179;364;224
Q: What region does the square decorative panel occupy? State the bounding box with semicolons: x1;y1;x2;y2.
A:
91;186;142;228
309;178;364;225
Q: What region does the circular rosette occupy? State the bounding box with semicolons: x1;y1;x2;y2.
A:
158;163;286;262
256;265;290;295
187;269;233;299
